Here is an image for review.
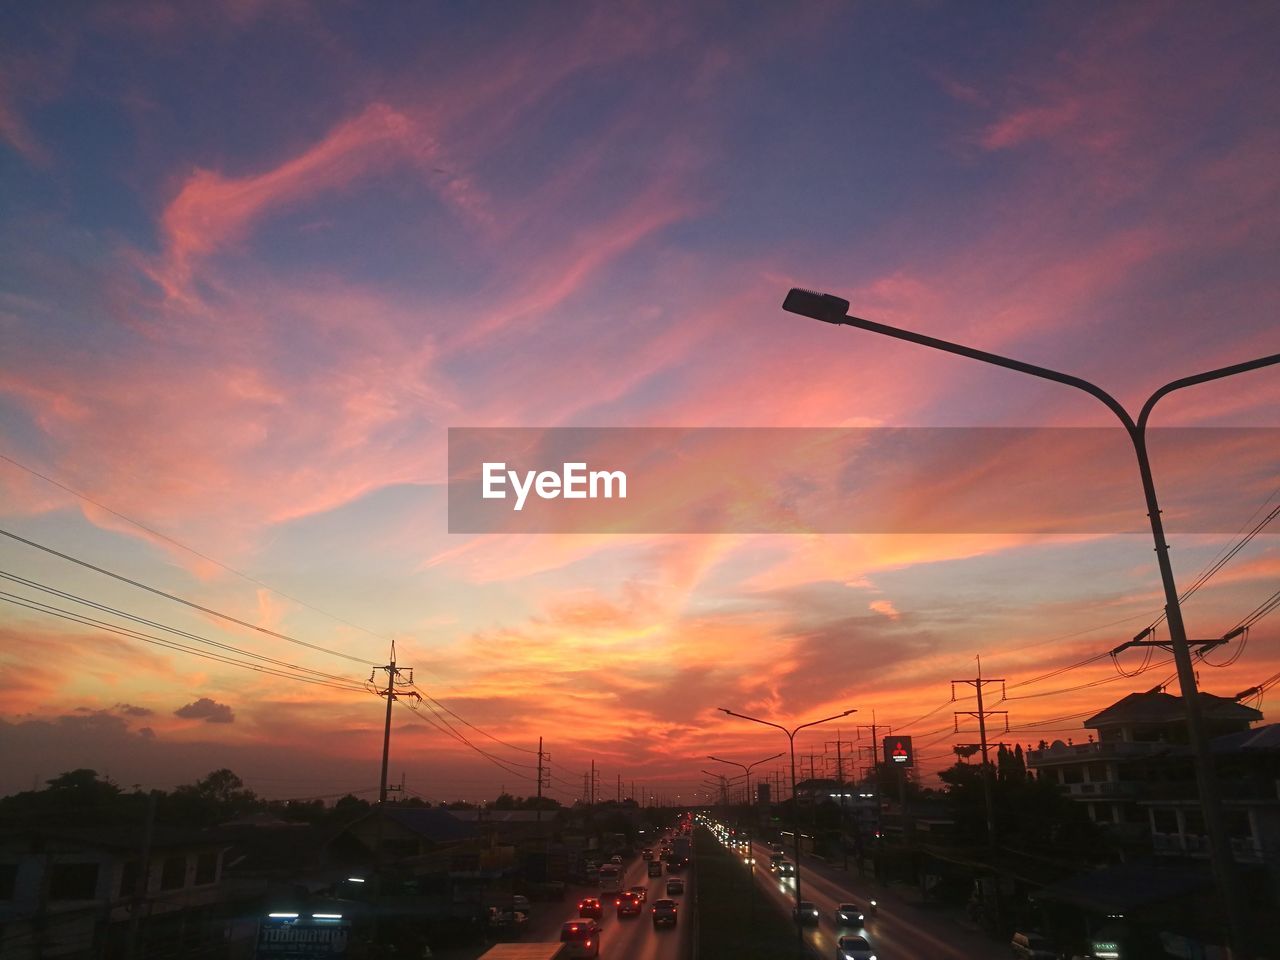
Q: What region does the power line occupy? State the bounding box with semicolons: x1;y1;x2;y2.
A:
1001;487;1280;695
408;683;539;754
1000;659;1174;701
398;698;537;780
0;453;408;653
416;698;537;770
0;592;376;694
0;569;368;687
0;528;377;666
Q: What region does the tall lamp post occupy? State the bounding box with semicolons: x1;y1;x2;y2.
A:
721;707;856;958
708;752;785;830
783;287;1279;959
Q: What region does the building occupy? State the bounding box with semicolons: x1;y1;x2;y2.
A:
1026;689;1279;894
0;826;232;959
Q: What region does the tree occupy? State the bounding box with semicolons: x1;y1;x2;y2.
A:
0;769;140;826
168;769;260;825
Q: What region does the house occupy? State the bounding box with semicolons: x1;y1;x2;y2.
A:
1026;690;1264;849
1026;689;1280;907
0;825;232;959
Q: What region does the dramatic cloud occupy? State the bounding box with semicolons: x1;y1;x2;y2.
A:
0;2;1276;797
174;698;235;724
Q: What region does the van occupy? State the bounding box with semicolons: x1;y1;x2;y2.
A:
647;860;662;877
561;919;601;958
1011;931;1059;959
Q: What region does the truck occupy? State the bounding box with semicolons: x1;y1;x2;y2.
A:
477;945;567;959
668;835;691;871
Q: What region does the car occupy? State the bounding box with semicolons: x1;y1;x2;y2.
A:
628;885;648;902
610;854;623;864
647;860;663;877
768;852;786;871
642;848;654;860
578;896;602;919
835;902;865;926
617;891;643;917
651;897;678;928
777;861;797;877
665;877;684;895
510;894;531;914
793;900;820;926
560;919;601;958
486;907;528;935
1011;932;1060;959
836;934;876;960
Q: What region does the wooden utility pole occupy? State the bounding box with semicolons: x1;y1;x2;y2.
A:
371;644;419;945
952;655;1007;846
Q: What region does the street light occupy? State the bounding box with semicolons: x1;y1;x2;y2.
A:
783;286;1279;959
708;752;785;817
701;770;745;807
720;707;856;957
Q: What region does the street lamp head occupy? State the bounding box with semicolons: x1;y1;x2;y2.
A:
782;288;849;325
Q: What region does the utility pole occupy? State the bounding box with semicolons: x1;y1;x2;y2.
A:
536;738;548;823
953;656;1007;846
590;760;597;806
370;645;419;946
826;734;854;869
855;712;887;767
123;790;157;960
617;773;622;803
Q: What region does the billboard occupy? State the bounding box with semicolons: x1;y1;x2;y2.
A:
255;917;349;959
883;736;914;767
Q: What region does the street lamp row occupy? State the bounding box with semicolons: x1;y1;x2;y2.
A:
719;706;856;957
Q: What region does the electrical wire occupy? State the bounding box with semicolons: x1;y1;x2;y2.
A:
398;698;537;780
1005;651;1114;692
1000;486;1280;696
0;453;409;655
0;592;376;694
1112;641;1154;679
0;528;378;666
1226;587;1280;634
417;698;537;770
889;696;965;732
0;569;369;687
408;682;540;754
1001;659;1174;701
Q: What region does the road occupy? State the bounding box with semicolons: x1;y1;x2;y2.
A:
518;853;694;960
747;838;1008;960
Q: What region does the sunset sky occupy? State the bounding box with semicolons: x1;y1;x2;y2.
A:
1;2;1278;805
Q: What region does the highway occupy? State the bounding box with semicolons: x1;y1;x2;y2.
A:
517;850;694;960
746;837;1008;960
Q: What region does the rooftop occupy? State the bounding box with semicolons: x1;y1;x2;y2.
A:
1086;691;1261;730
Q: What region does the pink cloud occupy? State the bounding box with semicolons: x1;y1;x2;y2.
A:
150;102;491;302
869;598;900;619
980;98;1083;151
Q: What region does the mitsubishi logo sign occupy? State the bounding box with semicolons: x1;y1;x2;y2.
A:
884;735;914;767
